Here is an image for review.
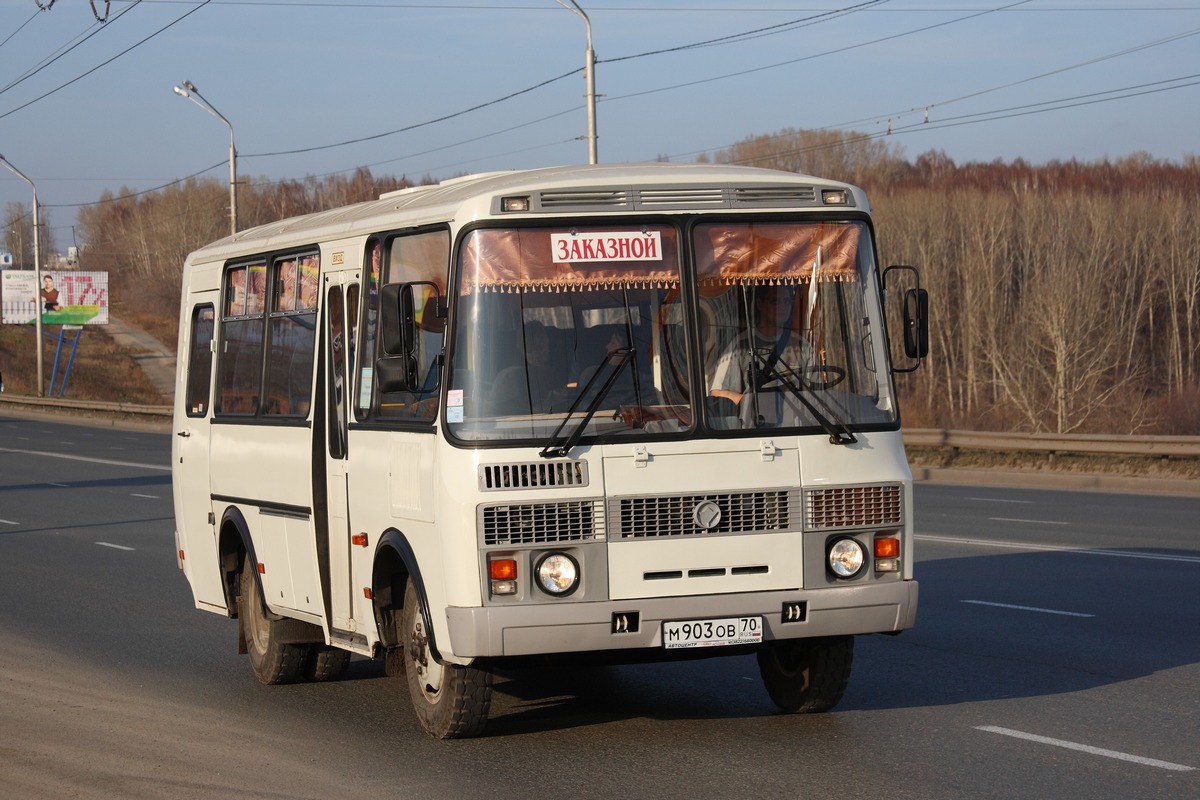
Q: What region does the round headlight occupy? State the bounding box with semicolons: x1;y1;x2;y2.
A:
535;553;580;596
828;538;865;578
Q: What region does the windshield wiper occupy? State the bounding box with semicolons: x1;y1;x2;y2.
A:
749;349;857;446
539;347;633;459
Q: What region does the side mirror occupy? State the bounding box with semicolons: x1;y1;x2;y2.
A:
903;287;929;360
377;281;445;393
882;265;928;373
379;283;410;357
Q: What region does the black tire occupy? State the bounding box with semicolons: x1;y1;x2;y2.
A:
240;557;308;685
305;645;351;682
756;635;854;714
401;581;492;739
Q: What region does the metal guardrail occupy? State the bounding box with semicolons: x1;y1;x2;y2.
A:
2;394;1198;459
904;428;1200;459
0;393;171;419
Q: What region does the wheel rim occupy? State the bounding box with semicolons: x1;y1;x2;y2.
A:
408;613;445;702
246;577;271;654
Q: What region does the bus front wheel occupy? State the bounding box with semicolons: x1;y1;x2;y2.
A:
401;581;492;738
240;556;307;685
756;635;853;714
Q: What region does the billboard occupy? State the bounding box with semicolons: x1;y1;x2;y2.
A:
1;270;109;325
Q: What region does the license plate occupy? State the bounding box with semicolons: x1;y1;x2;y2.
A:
662;616;763;649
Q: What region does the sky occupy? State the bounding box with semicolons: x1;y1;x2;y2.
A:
1;0;1198;249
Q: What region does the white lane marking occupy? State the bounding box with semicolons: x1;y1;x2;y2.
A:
131;493;159;499
962;600;1094;618
976;726;1196;772
0;518;18;525
916;535;1200;564
988;517;1071;525
96;542;135;551
48;482;69;488
0;447;169;472
969;497;1034;504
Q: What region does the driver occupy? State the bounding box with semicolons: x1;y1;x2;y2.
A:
709;284;815;408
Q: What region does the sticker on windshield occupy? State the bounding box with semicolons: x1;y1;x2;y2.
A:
551;231;662;263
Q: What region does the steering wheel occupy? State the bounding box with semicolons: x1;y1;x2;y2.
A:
799;364;846;391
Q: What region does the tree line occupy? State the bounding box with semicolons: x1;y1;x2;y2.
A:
4;131;1197;434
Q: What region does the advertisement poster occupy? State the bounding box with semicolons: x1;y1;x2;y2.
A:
0;270;109;325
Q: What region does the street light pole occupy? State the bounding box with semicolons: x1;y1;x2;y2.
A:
0;154;44;397
555;0;598;165
173;80;238;235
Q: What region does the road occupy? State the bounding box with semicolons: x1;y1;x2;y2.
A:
1;414;1197;799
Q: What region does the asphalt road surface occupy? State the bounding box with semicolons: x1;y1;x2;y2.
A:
1;414;1196;799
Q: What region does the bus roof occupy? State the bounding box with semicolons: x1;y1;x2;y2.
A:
185;162;866;265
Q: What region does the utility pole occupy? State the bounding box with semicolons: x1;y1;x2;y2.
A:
0;154;44;396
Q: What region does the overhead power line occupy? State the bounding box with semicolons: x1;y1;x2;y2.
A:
235;0;888;160
0;0;208;121
242;67;582;159
706;74;1200;168
0;1;140;98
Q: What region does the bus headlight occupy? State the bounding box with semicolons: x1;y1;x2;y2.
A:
828;538;865;578
535;553;580;597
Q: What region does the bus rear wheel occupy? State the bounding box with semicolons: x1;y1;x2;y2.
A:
756;635;853;714
240;556;307;685
401;581;492;739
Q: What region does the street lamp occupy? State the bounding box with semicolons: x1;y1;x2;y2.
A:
555;0;598;165
0;153;44;397
173;80;238;235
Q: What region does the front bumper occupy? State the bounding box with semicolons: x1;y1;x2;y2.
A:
445;579;918;659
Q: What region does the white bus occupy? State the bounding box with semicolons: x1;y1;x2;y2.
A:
172;163;928;738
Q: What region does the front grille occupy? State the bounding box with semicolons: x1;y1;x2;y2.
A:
479;460;588;491
804;484;902;530
734;186;818;204
610;489;800;539
539;189;632;210
638;188;726;207
481;500;604;546
526;184;824;213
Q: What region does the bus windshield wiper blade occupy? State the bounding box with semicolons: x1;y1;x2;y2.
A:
539;347;633;459
750;352;857;446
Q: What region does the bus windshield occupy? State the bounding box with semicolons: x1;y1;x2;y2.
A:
446;219;895;444
448;223;690;443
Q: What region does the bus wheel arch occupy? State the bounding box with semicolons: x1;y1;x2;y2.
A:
372;530;493;738
217;506;253;618
371;530;417;652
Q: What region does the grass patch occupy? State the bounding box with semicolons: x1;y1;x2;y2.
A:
0;323;162;404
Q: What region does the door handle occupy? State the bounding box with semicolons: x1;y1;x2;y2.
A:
176;430;191;438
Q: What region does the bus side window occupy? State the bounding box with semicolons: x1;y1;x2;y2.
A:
217;263;266;416
355;239;382;420
376;230;449;421
185;304;215;417
357;230;449;421
265;253;319;418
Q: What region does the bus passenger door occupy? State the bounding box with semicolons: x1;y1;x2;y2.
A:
322;275;361;640
173;294;226;609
